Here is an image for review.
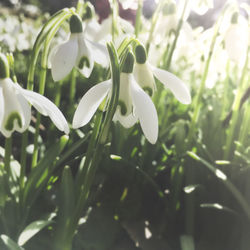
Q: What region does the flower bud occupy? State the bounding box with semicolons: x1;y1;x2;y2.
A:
70;14;83;33
135;45;147;64
121;51;134;73
0;53;10;79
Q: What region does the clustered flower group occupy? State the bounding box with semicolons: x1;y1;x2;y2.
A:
0;12;191;144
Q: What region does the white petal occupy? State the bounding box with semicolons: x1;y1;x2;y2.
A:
152;66;191;104
130;76;158;144
0;79;28;137
16;93;31;132
133;62;156;95
18;88;69;134
113;112;137;128
51;34;78;81
84;19;101;41
84;38;109;67
77;36;94;78
73;79;112;128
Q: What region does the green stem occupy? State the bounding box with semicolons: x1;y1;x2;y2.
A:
221;60;231;119
55;42;120;250
111;0;119;42
164;0;188;70
31;12;74;168
186;8;224;148
54;80;63;107
184;6;227;236
223;47;249;160
146;0;167;53
4;137;12;176
238;102;250;147
135;0;143;38
20;8;73;174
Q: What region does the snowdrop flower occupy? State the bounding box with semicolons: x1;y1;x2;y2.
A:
73;44;191;144
73;51;158;144
224;12;249;66
51;14;108;81
134;45;191;105
0;54;69;137
187;0;214;16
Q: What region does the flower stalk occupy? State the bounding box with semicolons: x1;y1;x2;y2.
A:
20;9;74;170
53;42;120;250
223;46;249;160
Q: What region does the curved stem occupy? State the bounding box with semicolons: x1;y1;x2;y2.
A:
165;0;189;69
20;8;73;174
54;42;120;250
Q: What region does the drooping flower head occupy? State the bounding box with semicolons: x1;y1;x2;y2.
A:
134;44;191;105
73;40;191;144
51;13;109;81
224;11;249;66
0;53;69;137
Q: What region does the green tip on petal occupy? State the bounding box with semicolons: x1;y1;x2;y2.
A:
122;51;134;73
82;2;95;20
70;14;83;33
135;45;147;64
143;87;153;97
4;112;22;131
231;12;238;24
0;53;10;79
118;100;127;116
78;56;90;69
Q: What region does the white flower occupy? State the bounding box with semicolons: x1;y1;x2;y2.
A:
0;77;69;137
134;45;191;105
50;14;109;81
72;71;158;144
73;48;191;144
224;14;249;66
189;0;214;16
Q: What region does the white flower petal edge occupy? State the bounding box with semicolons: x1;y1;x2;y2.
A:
0;79;28;137
113;112;137;128
51;34;78;81
73;79;112;128
130;76;158;144
84;38;109;67
151;66;191;104
17;86;69;134
16;93;31;132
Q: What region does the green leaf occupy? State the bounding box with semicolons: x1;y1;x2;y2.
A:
1;235;24;250
17;220;52;246
58;166;75;219
200;203;239;216
22;135;69;208
187;151;250;220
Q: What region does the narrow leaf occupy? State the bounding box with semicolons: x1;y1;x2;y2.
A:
18;220;53;246
1;235;24;250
